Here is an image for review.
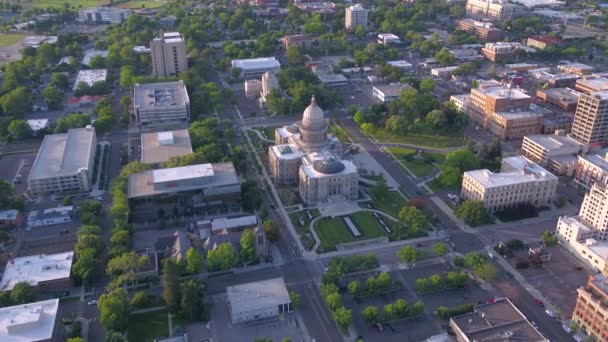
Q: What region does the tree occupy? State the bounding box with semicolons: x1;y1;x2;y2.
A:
0;180;23;210
68;338;85;342
393;299;408;318
449;5;465;18
88;55;107;68
72;248;99;282
10;282;36;304
98;289;130;332
439;149;481;187
435;48;455;66
465;252;486;269
180;279;205;321
347;280;361;297
419;78;436;93
286;46;305;65
105;331;127;342
354;26;366;38
186;247;203;274
106;252;149;289
332;307;352;329
129;291;150;309
474;262;498;282
432;242;449;256
162;258;180;313
263;220;279;242
362;305;379;325
542;230;558;247
398;206;429;233
239;229;257;263
376;272;392;290
455;200;491;227
42;84;64;109
397;245;417;265
7;120;32;140
0;87;32;116
325;292;342;311
289;290;301;308
425;109;448;130
207;243;239;272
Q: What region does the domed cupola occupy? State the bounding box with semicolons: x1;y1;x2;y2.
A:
299;95;328;148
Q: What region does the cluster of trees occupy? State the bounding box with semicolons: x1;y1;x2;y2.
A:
54;113;91;133
320;282;352;330
0;180;24;211
72;224;104;283
362;298;424;326
436;149;480;188
398;205;430;235
436;303;474;320
347;272;400;298
162;259;208;321
542;230;558;247
207;228;257;272
397;242;448;266
74;80;110;97
322;254;379;285
42;73;69;109
493;239;525;257
460;252;498;282
455;200;492;227
415;271;469;293
262;220;280;242
0;282;37;308
79;200;102;226
91;98;115;133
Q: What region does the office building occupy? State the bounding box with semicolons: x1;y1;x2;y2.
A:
261;71;278;99
481;42;526;62
150;32;188;78
0;299;64;342
450;298;547;342
572;274;608;341
526;35;563;50
345;4;367;30
487;109;544;140
372;83;412;103
299;151;358;205
377;33;401;45
570;91;608;145
27;206;73;228
575;76;608;94
521;132;585;175
575;152;608;190
457;19;504;41
529;68;580;88
558;62;594;76
141;129;193;165
281;34;316;50
536;87;581;112
133;81;190;129
465;0;526;20
227;277;292;324
0;252;73;292
28;127;96;196
467;79;532;129
232;57;281;79
73;69;107;90
76;7;131;24
461;156;558;213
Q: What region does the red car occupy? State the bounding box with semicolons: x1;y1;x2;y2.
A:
487;298;496;303
535;299;544;307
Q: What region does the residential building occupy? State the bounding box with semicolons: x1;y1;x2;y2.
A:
521;132;585;175
232;57;281;79
481;42;525;62
76;7;131;24
575;76;608;94
558;62;594;76
0;299;64;342
450;298;547;342
0;210;21;228
27;206;74;228
73;69;107;90
141;129;193;165
227;277;292;324
377;33;401;45
465;0;526;20
526;35;563;50
345;4;367;30
575;152;608;190
457;19;504;41
150;32;188;78
372;83;412;103
0;252;73;292
488;109;544;140
572;274;608;341
299;151;358;205
81;49;108;66
461;156;558;213
281;34;316;50
467;79;532;129
28;127;96;196
570;91;608;145
536;87;581;112
133;81;190;129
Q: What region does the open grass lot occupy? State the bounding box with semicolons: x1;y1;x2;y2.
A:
386;147;448;177
370;128;464;149
255;126;277;140
315;213;386;252
118;0;168;9
0;34;26;47
128;311;169;342
350;211;388;236
369;190;406;217
25;0;107;8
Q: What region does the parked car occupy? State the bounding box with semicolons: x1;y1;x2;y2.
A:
573;335;584;342
562;324;573;333
87;300;98;306
545;309;556;317
535;299;544;307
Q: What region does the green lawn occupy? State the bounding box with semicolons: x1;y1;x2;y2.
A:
386;147;448;177
128;311;170;342
0;34;26;47
315;213;386;252
118;0;167;8
289;210;319;251
261;126;277;140
370;128;464;148
369;190;406;218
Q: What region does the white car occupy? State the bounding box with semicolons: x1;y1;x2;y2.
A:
87;300;98;306
562;324;573;333
573;336;584;342
545;309;555;317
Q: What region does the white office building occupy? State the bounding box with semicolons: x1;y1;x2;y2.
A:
227;277;292;323
231;57;281;79
0;252;73;291
76;7;131;24
133;81;190;129
0;299;63;342
28;127;97;196
372;83;411;103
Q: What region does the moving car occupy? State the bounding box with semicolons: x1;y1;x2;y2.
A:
545;309;556;317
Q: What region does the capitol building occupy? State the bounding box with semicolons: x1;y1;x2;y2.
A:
269;96;358;205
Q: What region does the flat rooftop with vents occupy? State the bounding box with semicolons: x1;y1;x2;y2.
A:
133;81;190;128
0;299;61;342
141;129;193;164
0;252;73;291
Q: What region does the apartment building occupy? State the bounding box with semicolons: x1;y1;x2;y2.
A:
570;91;608;145
536;87;581;112
281;34;316;50
150;32;188;78
521;132;585;176
575;152;608;191
28;127;97;196
465;0;526;19
468;80;532;128
526;35;563;50
575;76;608;94
460;156;558;213
133;81;190;129
572;274;608;341
457;19;504;41
345;4;367;30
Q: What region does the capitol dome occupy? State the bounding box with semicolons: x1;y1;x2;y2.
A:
313;156;345;175
299;95;328;148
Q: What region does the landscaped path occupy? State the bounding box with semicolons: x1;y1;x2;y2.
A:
376;142;463;153
247;128;274;143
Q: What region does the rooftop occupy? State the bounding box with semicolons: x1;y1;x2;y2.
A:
301;151;357;178
29;127;96;180
133;81;190;111
22;35;57;48
511;0;564;7
315;72;347;84
579;153;608;173
493;109;543;120
197;215;258;233
270;144;303;160
524;133;584;151
377;33;401;42
74;69;107;89
502;155;557;177
227;277;291;313
231;57;281;71
466;163;556;189
79;6;131;14
153;163;214;184
0;299;59;342
26;119;48;132
0;210;18;221
538;87;581;102
141;129;193;164
386;60;413;69
82;49;108;66
373;82;412;96
559;62;594;71
576;76;608;91
476;82;530;100
451;298;547;341
156;32;184;44
0;252;73;291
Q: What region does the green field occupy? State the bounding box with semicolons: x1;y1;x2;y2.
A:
118;0;168;9
369;190;406;217
314;213;386;252
27;0;107;8
386;147;448;177
128;311;170;342
370;128;464;149
0;34;26;47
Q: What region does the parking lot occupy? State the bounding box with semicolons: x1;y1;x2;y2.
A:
0;153;36;196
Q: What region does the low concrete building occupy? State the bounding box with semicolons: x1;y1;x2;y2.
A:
536;87;581;112
461;156;558;213
0;252;73;292
450;94;470;113
372;83;412;103
521;132;585;176
133;81;190;129
528;68;580;88
196;215;258;235
386;60;413;70
0;210;22;228
377;33;401;45
227;277;292;324
526;35;563;49
0;298;64;342
141;129;193;165
314;71;348;88
431;66;460;79
506;63;539;73
27;206;74;228
232;57;281;79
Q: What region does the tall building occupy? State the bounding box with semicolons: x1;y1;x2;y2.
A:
579;183;608;239
150;32;188;78
345;4;367;30
133;81;190;129
28;127;97;196
570;91;608;145
573;274;608;341
261;71;278;98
